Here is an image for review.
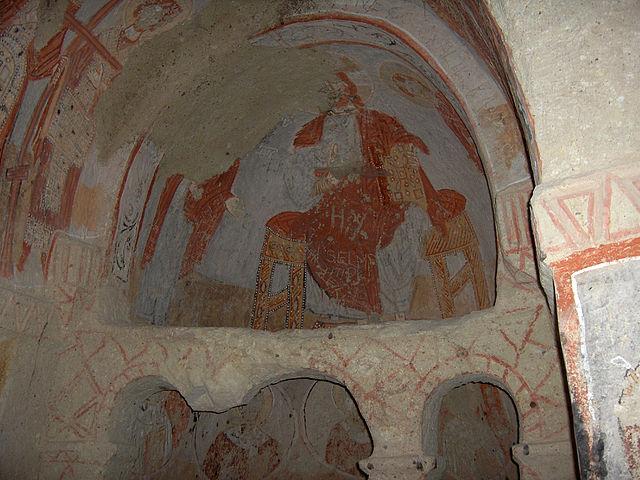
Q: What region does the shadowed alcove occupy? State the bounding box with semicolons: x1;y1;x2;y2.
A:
433;383;519;479
422;376;520;480
108;376;373;479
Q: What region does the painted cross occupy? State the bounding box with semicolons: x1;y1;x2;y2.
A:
0;163;29;277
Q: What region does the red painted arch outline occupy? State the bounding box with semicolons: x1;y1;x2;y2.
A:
252;12;481;150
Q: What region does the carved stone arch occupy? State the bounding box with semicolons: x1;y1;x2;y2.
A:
254;4;532;193
421;373;520;479
239;368;348;406
210;369;374;480
106;375;195;479
421;373;520;455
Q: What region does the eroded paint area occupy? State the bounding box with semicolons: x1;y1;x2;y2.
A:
0;1;589;479
110;379;373;479
0;338;15;395
572;257;640;478
436;383;519;479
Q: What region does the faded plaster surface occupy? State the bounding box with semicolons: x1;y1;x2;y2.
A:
33;0;70;50
107;379;374;479
573;257;640;479
0;285;576;479
512;4;640;462
485;0;640;183
529;161;640;478
131;41;497;327
0;338;15;395
432;382;518;479
289;0;532;191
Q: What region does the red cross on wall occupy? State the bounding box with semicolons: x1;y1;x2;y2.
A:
0;164;30;277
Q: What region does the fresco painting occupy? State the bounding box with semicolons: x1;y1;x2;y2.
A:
134;44;495;329
118;0;191;49
252;71;477;329
0;1;497;330
0;0;190;281
0;2;595;479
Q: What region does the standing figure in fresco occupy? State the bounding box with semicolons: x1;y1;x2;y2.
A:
136;159;241;324
251;72;467;330
179;159;242;278
142;158;241;279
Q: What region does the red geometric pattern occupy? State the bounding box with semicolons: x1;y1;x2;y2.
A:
44;303;569;456
40;450;98;480
534;165;640;261
47;331;167;441
308;304;569;444
495;180;537;285
0;286;54;336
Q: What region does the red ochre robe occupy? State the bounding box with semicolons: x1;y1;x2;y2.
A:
141;159;240;279
180;159;239;278
270;108;460;315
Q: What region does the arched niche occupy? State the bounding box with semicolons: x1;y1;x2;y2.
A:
249;6;534;193
423;373;521;452
0;0;541;327
106;6;540;329
422;374;520;479
245;7;540;288
105;375;196;479
106;375;373;479
198;376;373;479
239;368;350;405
